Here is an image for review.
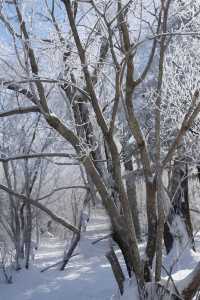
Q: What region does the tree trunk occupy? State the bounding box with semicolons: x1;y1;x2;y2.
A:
20;203;25;259
144;180;157;281
164;159;194;254
181;262;200;300
14;212;22;270
106;247;125;295
112;229;132;278
25;202;32;269
60;231;80;271
124;159;141;240
35;210;40;247
60;195;89;271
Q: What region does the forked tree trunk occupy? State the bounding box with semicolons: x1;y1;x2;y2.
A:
79;120;142;280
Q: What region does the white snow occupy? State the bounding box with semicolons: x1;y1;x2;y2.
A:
162;233;200;295
0;213;117;300
111;279;139;300
1;213;200;300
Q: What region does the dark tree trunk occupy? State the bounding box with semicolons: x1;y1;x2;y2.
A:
25;202;32;269
36;211;40;247
20;203;25;259
14;211;22;270
60;232;81;271
164;159;194;254
112;230;132;278
106;247;125;295
144;180;157;281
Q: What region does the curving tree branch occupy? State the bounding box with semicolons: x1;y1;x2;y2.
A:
0;183;80;234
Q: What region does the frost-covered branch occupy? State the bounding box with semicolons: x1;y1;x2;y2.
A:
162;90;200;167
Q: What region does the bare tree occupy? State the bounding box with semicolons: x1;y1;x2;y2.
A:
0;0;200;298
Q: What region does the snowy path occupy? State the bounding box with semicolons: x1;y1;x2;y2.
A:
1;213;200;300
0;214;118;300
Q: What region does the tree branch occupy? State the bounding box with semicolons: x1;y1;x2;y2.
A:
0;106;40;118
181;262;200;300
162;90;200;167
37;185;89;201
0;152;77;162
0;183;80;234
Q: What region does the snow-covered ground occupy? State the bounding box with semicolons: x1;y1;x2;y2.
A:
0;212;118;300
1;211;200;300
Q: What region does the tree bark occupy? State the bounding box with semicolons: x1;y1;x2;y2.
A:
124;159;141;240
181;262;200;300
164;159;194;254
106;247;125;295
